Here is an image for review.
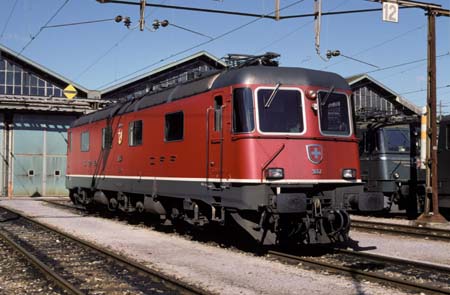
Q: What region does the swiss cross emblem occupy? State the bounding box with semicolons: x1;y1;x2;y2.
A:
306;144;323;164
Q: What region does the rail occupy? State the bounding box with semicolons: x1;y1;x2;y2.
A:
0;205;209;295
269;249;450;294
351;219;450;242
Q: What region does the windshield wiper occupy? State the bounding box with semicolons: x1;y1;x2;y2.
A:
321;85;335;106
264;82;282;108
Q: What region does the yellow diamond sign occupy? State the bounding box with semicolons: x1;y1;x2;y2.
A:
64;84;78;100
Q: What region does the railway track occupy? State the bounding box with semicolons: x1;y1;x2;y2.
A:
40;198;450;293
0;220;68;294
0;228;79;295
0;206;208;295
269;248;450;294
351;219;450;242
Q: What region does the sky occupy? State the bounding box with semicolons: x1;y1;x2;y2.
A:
0;0;449;112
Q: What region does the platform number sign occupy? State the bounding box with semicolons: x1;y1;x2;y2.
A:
383;2;399;23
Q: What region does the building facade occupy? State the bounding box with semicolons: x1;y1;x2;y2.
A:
347;74;422;117
0;44;101;197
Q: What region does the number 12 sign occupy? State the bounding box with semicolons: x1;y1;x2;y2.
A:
383;2;399;23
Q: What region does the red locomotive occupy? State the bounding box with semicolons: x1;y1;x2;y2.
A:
66;54;364;245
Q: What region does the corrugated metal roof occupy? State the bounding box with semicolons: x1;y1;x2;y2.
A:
0;43;91;95
346;73;422;115
0;95;106;114
100;51;227;95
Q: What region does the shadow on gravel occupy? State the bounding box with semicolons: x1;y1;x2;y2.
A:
69;204;388;295
90;208;262;253
0;209;20;222
74;205;380;259
335;238;378;252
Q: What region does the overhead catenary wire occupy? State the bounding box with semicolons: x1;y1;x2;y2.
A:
42;18;117;29
99;0;415;20
254;0;348;54
322;24;426;70
144;19;213;39
0;0;19;40
96;0;306;89
17;0;71;57
74;0;170;81
345;52;450;98
366;51;450;74
346;52;450;88
399;84;450;95
168;23;213;40
378;63;425;80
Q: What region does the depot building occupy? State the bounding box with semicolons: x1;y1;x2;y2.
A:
0;44;103;197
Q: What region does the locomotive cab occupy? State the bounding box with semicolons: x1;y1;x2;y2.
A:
220;84;359;244
357;120;425;216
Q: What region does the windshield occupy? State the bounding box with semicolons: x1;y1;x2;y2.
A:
257;88;304;133
318;91;351;136
382;128;410;153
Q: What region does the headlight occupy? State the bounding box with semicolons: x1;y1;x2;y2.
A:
342;168;356;180
393;172;400;179
265;168;284;180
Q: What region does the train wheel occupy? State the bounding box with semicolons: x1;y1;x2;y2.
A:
108;198;118;212
69;189;77;205
75;190;88;205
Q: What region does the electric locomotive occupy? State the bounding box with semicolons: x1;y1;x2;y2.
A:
357;116;425;217
66;53;367;245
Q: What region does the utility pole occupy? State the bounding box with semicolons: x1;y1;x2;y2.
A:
417;6;449;223
418;8;447;222
275;0;280;21
139;0;146;31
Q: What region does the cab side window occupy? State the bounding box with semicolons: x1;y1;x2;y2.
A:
129;120;143;146
233;88;254;133
214;96;223;132
102;126;113;149
165;112;183;141
81;131;89;152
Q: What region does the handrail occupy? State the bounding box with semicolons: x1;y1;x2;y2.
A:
260;144;285;181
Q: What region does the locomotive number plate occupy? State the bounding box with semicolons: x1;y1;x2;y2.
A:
312;169;322;175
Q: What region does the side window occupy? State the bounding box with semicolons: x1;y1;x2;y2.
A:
102;126;113;150
129;120;143;146
214;96;223;132
165;112;184;141
81;131;89;152
233;88;254;133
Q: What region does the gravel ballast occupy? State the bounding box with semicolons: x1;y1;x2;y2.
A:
2;197;446;295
